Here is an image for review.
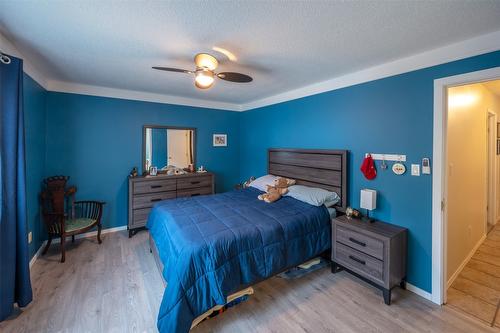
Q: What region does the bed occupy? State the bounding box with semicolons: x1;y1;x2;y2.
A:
147;148;348;333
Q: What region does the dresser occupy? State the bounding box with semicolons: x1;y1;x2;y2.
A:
331;215;407;305
128;172;214;237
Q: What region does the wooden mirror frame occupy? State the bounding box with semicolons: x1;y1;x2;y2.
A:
142;125;196;174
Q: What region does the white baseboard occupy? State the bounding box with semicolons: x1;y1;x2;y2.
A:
29;240;46;268
446;234;486;290
406;282;433;302
29;225;128;268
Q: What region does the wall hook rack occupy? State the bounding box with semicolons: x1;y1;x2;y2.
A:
365;153;406;162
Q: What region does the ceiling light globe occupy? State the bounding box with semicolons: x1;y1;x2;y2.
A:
195;69;214;89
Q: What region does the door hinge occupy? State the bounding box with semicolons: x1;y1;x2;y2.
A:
441;200;446;211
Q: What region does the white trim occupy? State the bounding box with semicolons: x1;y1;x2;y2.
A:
46;80;242;112
0;32;48;89
487;109;497;229
406;283;432;302
29;240;46;268
241;30;500;111
28;225;127;267
446;234;486;290
432;66;500;305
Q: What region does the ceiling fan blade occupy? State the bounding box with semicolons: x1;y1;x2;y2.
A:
152;66;193;74
217;72;253;83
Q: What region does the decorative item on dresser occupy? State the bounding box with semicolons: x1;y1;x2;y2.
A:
128;172;215;237
331;215;407;305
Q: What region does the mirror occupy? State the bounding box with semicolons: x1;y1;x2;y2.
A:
143;126;195;173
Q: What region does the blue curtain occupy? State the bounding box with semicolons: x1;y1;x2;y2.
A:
0;54;32;321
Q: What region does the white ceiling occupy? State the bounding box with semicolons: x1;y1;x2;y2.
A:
1;1;500;109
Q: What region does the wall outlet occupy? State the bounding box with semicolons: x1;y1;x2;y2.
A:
28;231;32;244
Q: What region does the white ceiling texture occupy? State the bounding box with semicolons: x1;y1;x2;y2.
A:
1;1;499;111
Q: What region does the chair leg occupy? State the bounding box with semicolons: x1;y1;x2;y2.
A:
71;235;75;243
42;235;52;255
60;235;66;263
97;223;102;244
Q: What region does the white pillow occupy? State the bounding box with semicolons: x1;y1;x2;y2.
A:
285;185;340;207
249;174;278;192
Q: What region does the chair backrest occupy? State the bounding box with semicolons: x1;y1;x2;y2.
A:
41;176;77;232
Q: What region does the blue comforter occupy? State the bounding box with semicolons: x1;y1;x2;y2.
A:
147;187;331;333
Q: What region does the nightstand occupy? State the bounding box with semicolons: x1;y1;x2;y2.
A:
331;215;407;305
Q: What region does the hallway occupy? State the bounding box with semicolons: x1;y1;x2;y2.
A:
447;224;500;328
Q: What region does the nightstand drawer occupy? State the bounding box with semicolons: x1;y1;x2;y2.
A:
335;242;384;285
336;225;384;260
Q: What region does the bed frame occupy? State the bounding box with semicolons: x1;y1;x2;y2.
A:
268;148;348;212
149;148;349;285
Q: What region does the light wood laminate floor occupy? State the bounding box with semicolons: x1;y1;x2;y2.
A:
447;224;500;328
0;231;497;333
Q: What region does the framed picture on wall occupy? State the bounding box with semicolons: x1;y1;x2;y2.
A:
213;134;227;147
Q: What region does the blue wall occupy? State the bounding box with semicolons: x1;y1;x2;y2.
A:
239;51;500;293
44;93;240;230
24;74;47;258
22;50;500;291
151;128;168;168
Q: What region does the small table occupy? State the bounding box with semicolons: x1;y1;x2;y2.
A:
331;215;407;305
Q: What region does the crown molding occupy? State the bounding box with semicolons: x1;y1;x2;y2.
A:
46;80;242;111
240;29;500;111
0;31;48;89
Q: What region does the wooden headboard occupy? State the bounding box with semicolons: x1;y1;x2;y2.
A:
268;148;349;212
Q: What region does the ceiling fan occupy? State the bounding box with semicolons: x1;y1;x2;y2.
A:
152;53;253;89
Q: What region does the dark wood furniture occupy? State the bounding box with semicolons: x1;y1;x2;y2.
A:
268;148;348;213
40;176;104;263
331;215;407;305
128;172;215;237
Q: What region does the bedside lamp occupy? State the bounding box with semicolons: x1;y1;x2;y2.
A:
360;189;377;222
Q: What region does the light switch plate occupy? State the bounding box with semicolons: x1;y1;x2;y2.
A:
411;164;420;176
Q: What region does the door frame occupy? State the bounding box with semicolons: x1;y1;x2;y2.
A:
487;110;497;229
432;66;500;305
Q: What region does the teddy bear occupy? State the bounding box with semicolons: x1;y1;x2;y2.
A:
258;177;296;203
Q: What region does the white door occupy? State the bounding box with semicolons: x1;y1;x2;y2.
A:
167;129;190;168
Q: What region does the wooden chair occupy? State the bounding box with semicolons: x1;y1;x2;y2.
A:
40;176;104;263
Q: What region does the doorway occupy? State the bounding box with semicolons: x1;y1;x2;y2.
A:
440;77;500;327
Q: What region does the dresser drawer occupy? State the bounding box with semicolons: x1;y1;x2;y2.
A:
177;186;212;198
336;225;384;260
132;191;176;209
335;242;384;285
133;179;176;195
177;176;212;190
131;208;151;228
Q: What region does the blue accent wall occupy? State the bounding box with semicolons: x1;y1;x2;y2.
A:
22;50;500;291
24;74;47;258
44;92;240;230
239;51;500;293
